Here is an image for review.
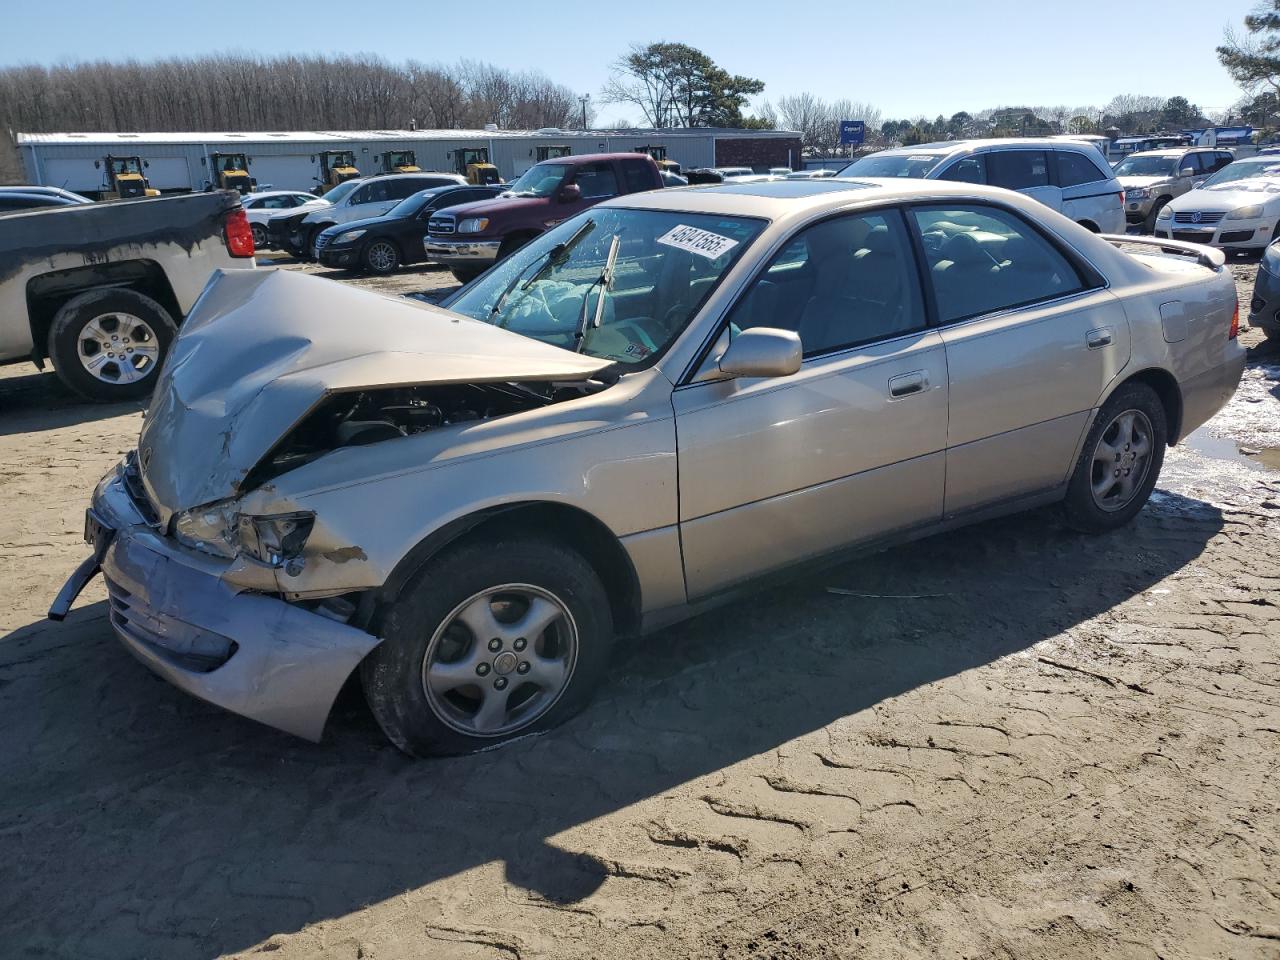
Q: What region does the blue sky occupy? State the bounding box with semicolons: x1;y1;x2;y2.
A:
0;0;1260;123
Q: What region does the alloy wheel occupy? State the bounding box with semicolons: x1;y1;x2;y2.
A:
1090;409;1154;512
367;240;398;273
75;312;161;385
420;584;579;737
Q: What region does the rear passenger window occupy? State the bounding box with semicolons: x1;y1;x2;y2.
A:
1056;150;1106;187
911;206;1087;323
729;210;926;356
986;151;1050;190
621;160;655;194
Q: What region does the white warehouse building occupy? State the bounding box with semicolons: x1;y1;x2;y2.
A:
16;127;803;196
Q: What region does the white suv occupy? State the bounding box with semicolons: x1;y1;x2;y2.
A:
838;139;1125;233
296;173;467;257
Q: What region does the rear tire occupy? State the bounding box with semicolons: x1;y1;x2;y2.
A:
250;223;267;248
361;536;614;757
46;288;176;402
1062;382;1166;534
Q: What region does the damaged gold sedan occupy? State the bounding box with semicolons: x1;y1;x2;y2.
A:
51;181;1245;755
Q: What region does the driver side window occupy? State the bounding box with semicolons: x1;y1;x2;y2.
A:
728;209;926;357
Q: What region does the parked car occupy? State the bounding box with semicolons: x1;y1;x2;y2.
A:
241;190;326;247
768;166;794;176
264;178;362;253
425;153;663;282
1114;148;1234;231
837;139;1126;233
786;168;838;179
1247;240;1280;343
52;179;1244;755
0;185;93;204
0;192;255;401
1155;155;1280;253
292;173;467;260
0;192;86;213
315;184;504;274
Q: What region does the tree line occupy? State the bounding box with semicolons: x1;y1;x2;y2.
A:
0;54;591;182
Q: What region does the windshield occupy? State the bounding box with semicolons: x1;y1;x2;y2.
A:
1114;155;1178;177
506;163;570;198
320;180;361;204
1203;160;1280;188
388;191;436;218
837;152;947;178
446;207;764;366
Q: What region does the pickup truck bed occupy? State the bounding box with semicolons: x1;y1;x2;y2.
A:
0;191;255;401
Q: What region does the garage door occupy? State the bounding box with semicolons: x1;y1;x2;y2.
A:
144;157;193;190
248;155;318;192
41;158;101;193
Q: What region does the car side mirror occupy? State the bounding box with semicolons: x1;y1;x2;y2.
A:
1180;167;1195;177
718;327;802;379
558;183;581;203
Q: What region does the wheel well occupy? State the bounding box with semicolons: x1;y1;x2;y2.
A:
499;231;541;256
1078;220;1101;233
1116;368;1183;443
26;260;181;366
376;502;643;637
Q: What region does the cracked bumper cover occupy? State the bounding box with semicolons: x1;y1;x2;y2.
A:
58;468;381;741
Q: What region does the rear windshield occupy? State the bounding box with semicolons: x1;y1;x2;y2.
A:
837;153;948;179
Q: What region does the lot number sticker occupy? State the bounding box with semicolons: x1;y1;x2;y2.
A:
657;224;740;260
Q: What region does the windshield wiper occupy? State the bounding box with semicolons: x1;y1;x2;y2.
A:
487;219;596;326
574;233;621;353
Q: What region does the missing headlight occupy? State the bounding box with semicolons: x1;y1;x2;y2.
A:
238;512;315;566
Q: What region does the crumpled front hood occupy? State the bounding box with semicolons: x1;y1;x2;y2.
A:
138;269;608;519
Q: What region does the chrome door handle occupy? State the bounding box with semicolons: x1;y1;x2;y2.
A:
1087;327;1113;349
888;370;927;398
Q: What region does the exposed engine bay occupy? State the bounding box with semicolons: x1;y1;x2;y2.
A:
246;379;610;489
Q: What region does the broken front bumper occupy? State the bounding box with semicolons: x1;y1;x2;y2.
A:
49;464;381;741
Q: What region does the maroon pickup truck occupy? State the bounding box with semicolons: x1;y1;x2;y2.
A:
425;152;665;282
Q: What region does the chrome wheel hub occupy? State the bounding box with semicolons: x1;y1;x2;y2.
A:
76;312;161;385
1090;409;1154;512
421;584;578;737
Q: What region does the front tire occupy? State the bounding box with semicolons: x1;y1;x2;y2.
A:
1062;382;1166;533
362;238;401;275
46;288;176;402
361;537;614;757
449;265;486;284
1143;199;1169;234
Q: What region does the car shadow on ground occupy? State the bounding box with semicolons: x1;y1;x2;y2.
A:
0;492;1223;958
0;369;142;435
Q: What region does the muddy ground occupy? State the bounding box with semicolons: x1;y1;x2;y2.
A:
1;255;1278;960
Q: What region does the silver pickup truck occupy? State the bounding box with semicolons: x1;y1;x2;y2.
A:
0;192;256;401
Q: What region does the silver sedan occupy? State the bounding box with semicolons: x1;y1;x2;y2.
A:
53;179;1246;756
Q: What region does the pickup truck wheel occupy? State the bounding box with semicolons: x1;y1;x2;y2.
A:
1062;382;1166;534
361;536;613;757
449;266;486;284
46;288;176;402
362;239;401;274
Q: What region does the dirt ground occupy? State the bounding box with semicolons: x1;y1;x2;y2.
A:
1;254;1278;960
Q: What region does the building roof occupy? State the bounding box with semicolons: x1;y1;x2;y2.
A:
17;127;799;146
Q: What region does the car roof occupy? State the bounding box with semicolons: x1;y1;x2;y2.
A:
608;177;1063;219
1122;149;1190;158
245;189;315;199
876;138;1101;156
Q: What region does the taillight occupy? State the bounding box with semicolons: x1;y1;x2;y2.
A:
1229;301;1240;340
224;208;255;258
1117;191;1125;208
